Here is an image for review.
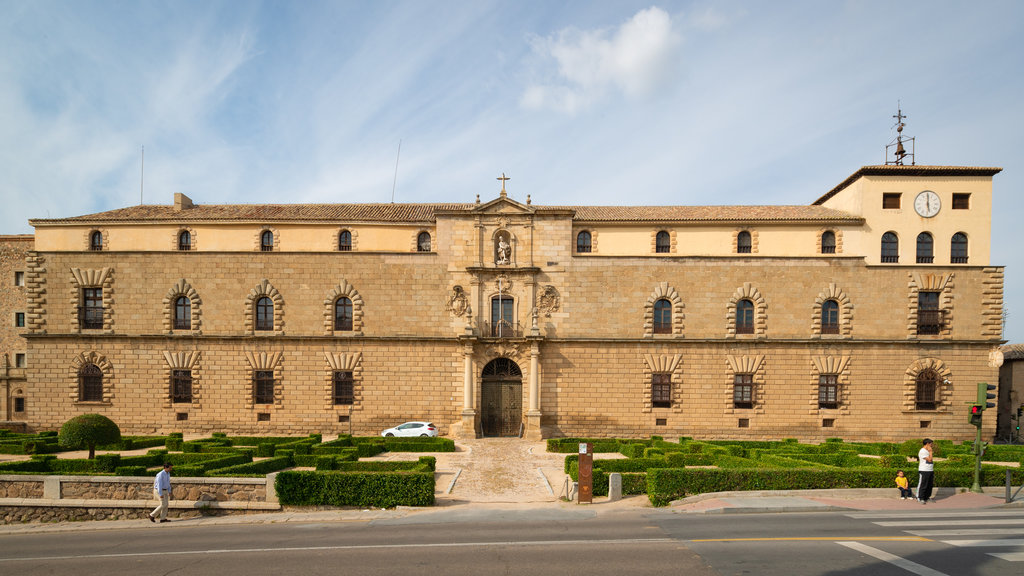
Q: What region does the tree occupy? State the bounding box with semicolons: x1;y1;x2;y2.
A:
57;414;121;459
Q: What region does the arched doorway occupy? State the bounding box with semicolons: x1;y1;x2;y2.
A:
481;358;522;437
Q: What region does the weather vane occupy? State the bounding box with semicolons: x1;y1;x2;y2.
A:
886;102;915;166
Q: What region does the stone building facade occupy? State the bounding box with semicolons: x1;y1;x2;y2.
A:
14;165;1005;442
0;235;31;428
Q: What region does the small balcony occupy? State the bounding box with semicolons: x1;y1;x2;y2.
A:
482;320;522;338
917;309;945;335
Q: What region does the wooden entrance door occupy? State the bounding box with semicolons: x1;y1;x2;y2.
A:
481;358;523;437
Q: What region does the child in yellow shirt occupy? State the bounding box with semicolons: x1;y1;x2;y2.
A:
895;470;911;499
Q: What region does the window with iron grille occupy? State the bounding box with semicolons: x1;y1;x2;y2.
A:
174;296;191;330
80;287;103;329
653;299;672;334
882;193;901;209
651;373;671;408
14;397;25;412
260;230;274;251
417;232;431;252
334;297;353;331
917;291;941;335
255;297;273;331
818;374;839;409
78;363;103;402
821;231;836;254
733;374;754;409
655;231;670;253
332;371;353;405
951;233;968;263
737;231;752;254
89;230;103;251
916;232;933;264
881;232;899;263
736;299;754;334
338;230;352;251
254;370;275;404
821;300;839;334
171;370;192;403
576;231;591;253
178;230;191;251
915;370;938;410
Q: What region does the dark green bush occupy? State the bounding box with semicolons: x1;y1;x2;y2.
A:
878;455;909;468
275;469;434;508
93;453;121;473
257;442;276;457
383;437;456;452
114;465;147;476
208;455;292;476
57;414;121;459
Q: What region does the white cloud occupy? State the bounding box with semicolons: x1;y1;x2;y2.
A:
521;6;680;113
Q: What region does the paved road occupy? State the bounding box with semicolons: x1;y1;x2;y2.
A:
2;506;1023;575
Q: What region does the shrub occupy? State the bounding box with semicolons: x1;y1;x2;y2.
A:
208;456;293;477
93;453;121;473
114;465;147;476
275;469;434;508
878;455;909;468
57;414;121;459
383;437;456;452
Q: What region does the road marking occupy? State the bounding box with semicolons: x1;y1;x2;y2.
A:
692;537;928;542
908;528;1024;536
848;511;1024;519
940;538;1024;547
0;538;676;563
837;541;950;576
989;552;1024;561
874;519;1024;527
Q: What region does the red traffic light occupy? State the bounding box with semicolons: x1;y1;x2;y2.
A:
971;405;983;415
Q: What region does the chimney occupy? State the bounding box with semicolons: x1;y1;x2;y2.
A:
174;193;194;211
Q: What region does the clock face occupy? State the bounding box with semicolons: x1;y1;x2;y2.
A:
914;191;940;217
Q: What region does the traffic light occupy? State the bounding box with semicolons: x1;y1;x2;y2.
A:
977;382;996;409
969;404;983;427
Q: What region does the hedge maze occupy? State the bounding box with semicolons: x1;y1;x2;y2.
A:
550;437;1024;506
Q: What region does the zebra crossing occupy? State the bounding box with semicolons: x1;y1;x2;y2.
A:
847;510;1024;562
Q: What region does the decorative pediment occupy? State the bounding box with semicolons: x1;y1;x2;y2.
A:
472;195;535;215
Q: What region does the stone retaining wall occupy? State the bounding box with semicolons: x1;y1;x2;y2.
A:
0;479;43;498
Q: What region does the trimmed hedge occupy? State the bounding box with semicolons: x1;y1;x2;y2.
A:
275;469;434;508
383;437;456;452
207;455;292;476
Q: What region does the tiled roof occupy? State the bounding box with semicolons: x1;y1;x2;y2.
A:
563;205;857;222
31;202;859;225
813;165;1002;205
1001;344;1024;361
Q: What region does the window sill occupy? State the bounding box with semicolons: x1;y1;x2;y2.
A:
74;401;111;407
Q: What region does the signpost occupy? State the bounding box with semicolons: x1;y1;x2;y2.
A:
578;442;593;504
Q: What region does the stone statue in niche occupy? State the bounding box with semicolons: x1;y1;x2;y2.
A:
495;234;510;265
446;286;468;317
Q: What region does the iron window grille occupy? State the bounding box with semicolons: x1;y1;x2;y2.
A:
951;233;968;263
655;231;670;253
332;371;354;405
915;371;938;410
917;292;942;335
821;231;836;254
171;370;192;403
881;232;899;263
733;374;754;409
652;373;671;408
334;297;353;331
417;232;431;252
818;374;839;409
178;231;191;251
338;230;352;251
576;231;592;253
254;371;275;404
737;231;752;254
78;364;103;402
255;297;274;331
260;230;274;251
89;231;103;251
79;287;103;329
821;300;840;334
916;233;933;264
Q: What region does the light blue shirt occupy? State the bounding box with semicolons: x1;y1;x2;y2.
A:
154;469;171;495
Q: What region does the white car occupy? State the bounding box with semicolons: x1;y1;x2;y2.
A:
381;421;438;437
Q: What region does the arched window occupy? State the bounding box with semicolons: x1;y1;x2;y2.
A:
576;231;592;253
255;296;274;331
655;231;670;253
821;299;839;334
736;299;755;334
737;231;752;254
916;232;933;264
174;296;191;330
951;233;968;263
881;232;899;263
915;370;938;410
338;230;352;251
417;232;431;252
821;231;836;254
178;230;191;251
78;363;103;402
89;231;103;251
334;297;353;331
260;230;274;252
653;299;672;334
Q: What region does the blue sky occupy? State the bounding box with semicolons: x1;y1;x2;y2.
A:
2;1;1022;341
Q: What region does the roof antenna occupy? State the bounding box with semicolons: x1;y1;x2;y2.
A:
391;139;402;203
140;145;145;205
885;103;914;166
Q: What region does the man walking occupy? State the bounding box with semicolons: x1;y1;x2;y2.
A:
917;439;934;504
149;462;173;523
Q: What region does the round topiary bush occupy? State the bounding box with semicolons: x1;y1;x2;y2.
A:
57;414;121;459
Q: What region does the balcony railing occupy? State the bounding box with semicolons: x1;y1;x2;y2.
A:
482;320;522;338
917;309;945;335
77;306;103;330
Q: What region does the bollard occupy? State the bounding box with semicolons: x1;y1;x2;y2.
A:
608;473;622;502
